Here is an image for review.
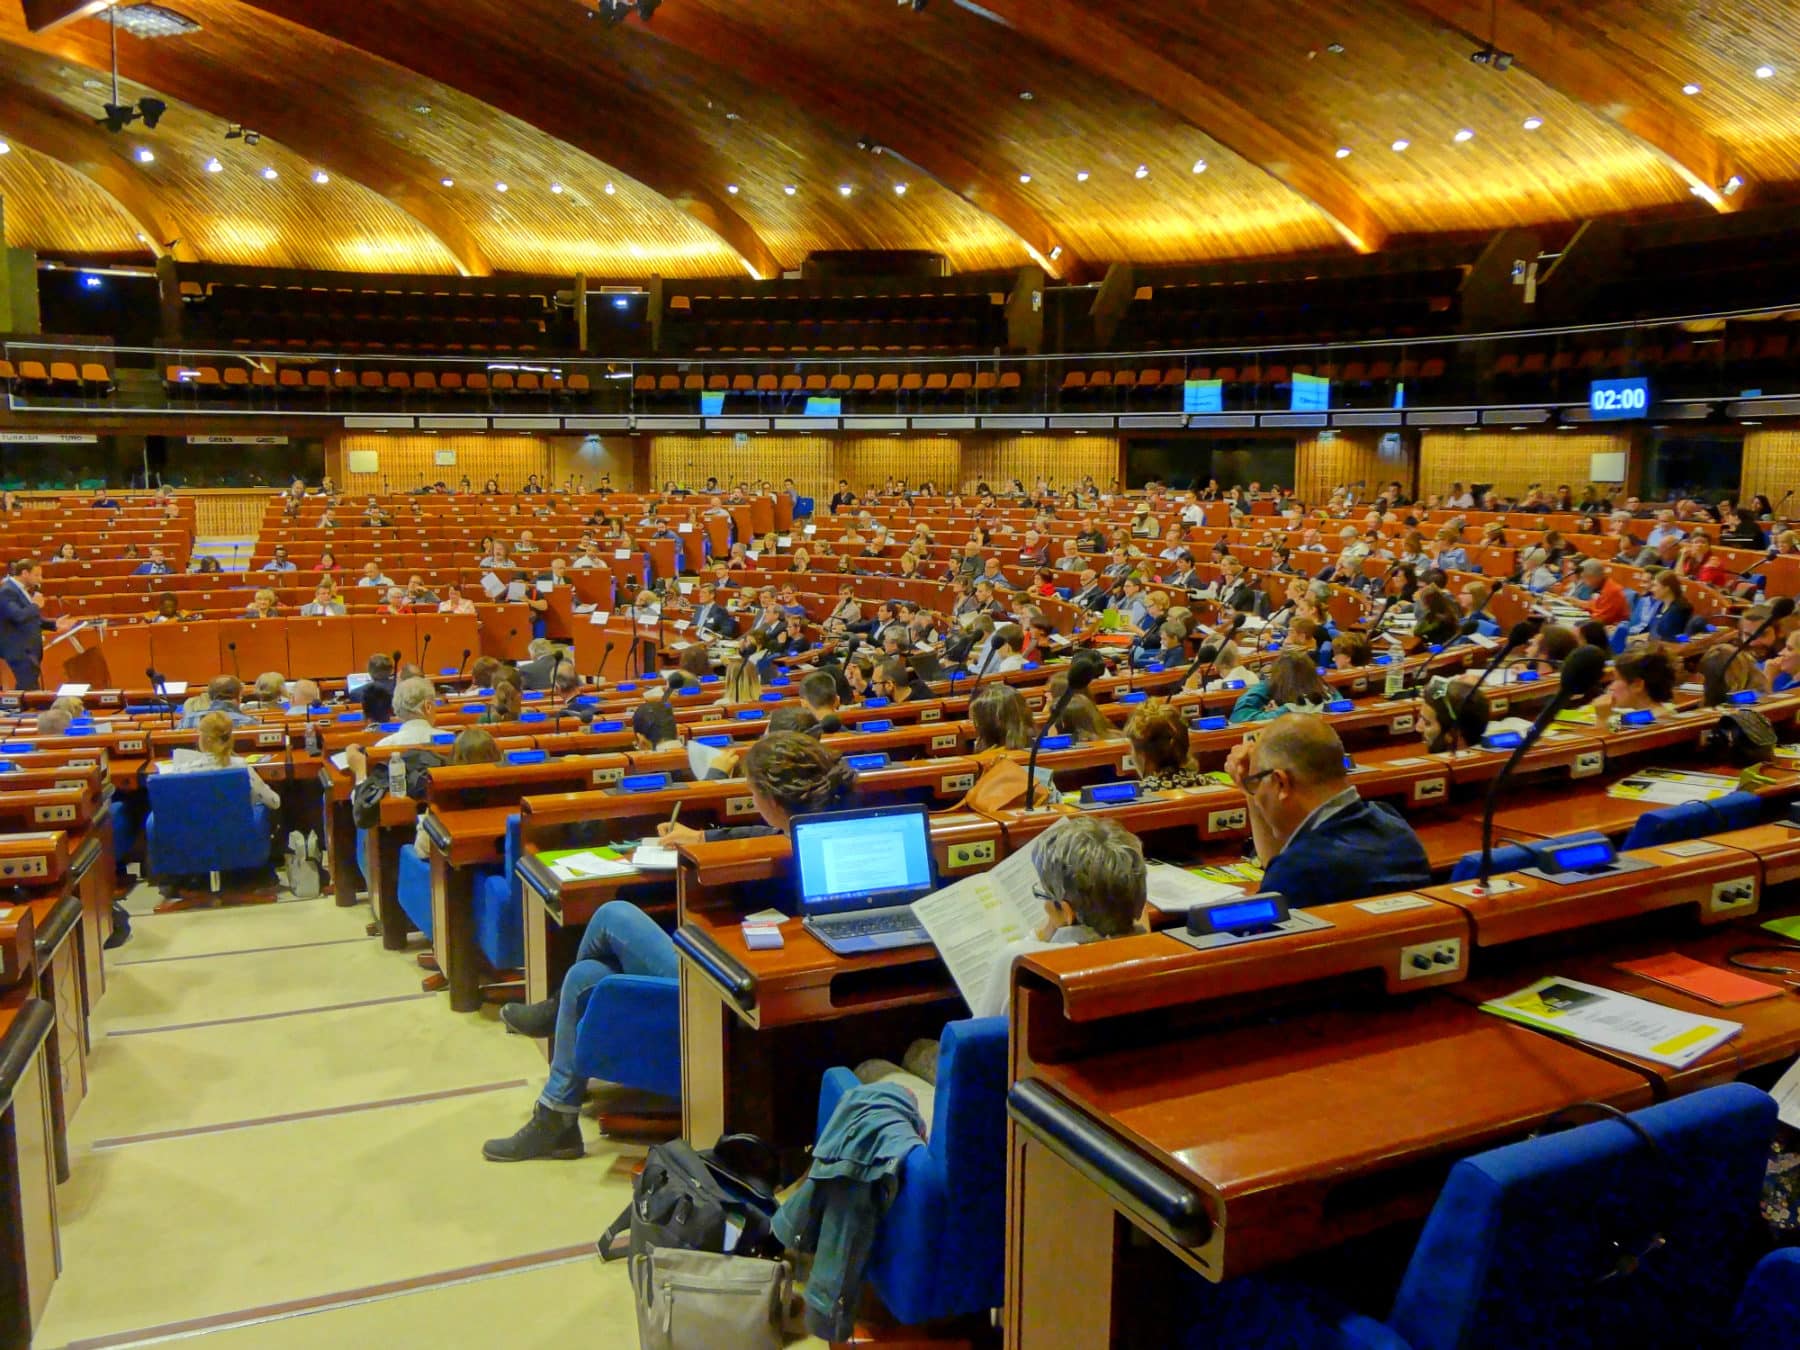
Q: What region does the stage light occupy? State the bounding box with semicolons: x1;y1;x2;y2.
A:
1191;158;1207;173
495;181;508;193
204;156;222;173
138;98;166;128
726;183;738;194
134;147;155;163
260;166;278;180
1334;146;1351;158
1391;139;1409;152
1453;128;1473;142
1522;116;1543;130
1756;65;1775;79
893;182;907;195
551;182;564;194
604;182;615;195
441;177;455;187
1018;172;1031;183
0;142;10;155
1076;170;1089;182
784;184;797;195
311;169;329;184
1134;164;1148;178
1683;83;1702;95
838;183;853;196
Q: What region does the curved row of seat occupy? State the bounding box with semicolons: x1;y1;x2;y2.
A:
162;365;593;396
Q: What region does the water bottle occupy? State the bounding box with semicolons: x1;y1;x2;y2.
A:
304;720;320;757
387;752;406;797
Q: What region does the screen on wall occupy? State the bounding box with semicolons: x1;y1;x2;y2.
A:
1291;372;1331;412
699;391;725;416
804;397;842;416
1589;376;1650;421
1182;379;1224;414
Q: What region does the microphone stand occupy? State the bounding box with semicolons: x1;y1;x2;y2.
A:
1026;670;1090;809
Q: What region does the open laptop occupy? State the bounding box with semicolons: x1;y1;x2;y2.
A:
791;803;936;955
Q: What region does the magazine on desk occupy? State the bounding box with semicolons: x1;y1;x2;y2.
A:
1480;975;1741;1068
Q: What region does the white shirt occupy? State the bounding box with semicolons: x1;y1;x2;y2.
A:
159;751;281;812
375;719;436;748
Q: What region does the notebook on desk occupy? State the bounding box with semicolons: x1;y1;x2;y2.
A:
791;803;936;955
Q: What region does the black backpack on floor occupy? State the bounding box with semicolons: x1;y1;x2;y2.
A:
599;1134;781;1264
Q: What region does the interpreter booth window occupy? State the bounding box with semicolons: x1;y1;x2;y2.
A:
1125;435;1297;491
0;438;133;490
156;437;326;488
1642;430;1742;502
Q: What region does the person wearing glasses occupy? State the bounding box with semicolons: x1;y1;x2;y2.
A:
1224;712;1429;904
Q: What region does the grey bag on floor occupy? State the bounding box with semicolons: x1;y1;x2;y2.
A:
630;1246;794;1350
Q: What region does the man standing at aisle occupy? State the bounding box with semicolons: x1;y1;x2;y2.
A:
0;558;59;691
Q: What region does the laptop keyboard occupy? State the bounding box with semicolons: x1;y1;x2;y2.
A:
813;910;923;939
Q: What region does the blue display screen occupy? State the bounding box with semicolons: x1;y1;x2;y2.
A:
618;773;669;793
1183;378;1223;414
1086;782;1140;803
1589;376;1650;420
1038;735;1072;751
699;391;725;416
804;396;841;415
1482;731;1524;750
1206;897;1283;931
1550;839;1615;871
859;719;894;733
846;753;890;772
1291;372;1330;412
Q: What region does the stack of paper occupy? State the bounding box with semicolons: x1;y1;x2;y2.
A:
1481;975;1741;1068
538;849;637;882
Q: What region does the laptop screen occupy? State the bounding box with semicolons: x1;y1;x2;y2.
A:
791;804;936;917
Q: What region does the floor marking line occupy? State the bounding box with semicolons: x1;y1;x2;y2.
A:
114;936;369;966
105;992;436;1037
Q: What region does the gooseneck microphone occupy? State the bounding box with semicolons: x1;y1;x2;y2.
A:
1026;649;1105;809
1475;644;1608;894
1730;595;1795;665
598;640;615;685
418;633;432;674
456;647;471;679
1470;620;1541;695
227;640;240;680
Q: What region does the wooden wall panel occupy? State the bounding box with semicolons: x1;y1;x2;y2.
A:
1737;429;1798;506
1417;430;1630;501
1293;431;1412;507
960;435;1122;495
193;490;279;538
547;435;637;492
649;435;837;503
337;433;554;493
835;439;961;497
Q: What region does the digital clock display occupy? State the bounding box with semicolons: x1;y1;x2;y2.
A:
1588;376;1650;420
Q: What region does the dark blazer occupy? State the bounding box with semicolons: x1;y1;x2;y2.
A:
690;602;735;637
517;654;561;692
1262;796;1431;905
0;579;51;665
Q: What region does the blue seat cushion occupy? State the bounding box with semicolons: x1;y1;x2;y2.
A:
474;866;521;969
396;847;433;940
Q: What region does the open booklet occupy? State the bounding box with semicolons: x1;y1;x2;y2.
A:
1480;975;1741;1068
912;831;1247;1015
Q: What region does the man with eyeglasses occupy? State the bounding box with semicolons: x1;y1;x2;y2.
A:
1224;713;1429;904
872;658;933;704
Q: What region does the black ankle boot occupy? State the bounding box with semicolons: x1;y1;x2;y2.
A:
500;997;558;1039
482;1104;584;1162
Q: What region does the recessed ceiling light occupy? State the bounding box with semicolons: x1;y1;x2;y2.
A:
1191;158;1207;173
1134;164;1148;178
1334;146;1351;159
1756;65;1776;79
412;103;431;115
550;182;564;194
1075;170;1089;182
838;183;853;196
134;147;155;163
603;181;615;195
1018;91;1034;101
495;181;508;192
1724;174;1744;196
1522;116;1544;130
136;232;147;242
1682;82;1702;95
203;156;221;173
0;141;11;155
783;184;797;195
726;183;738;194
440;177;454;188
1453;128;1474;143
1018;172;1031;184
893;182;907;195
1391;138;1409;152
260;166;277;180
1049;245;1062;259
311;169;328;185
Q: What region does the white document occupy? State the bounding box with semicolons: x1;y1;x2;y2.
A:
777;535;792;548
687;739;736;781
672;620;691;632
55;683;90;697
1145;862;1246;913
1482;976;1741;1069
677;523;694;534
536;580;554;595
677;580;695;595
479;571;505;599
505;581;530;603
746;551;760;562
630;844;680;871
545;850;637;882
1771;1057;1800;1131
614;549;633;560
803;524;817;536
162;680;188;696
589;610;611;626
911;837;1050;1015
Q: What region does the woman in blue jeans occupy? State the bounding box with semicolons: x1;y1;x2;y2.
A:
482;732;858;1162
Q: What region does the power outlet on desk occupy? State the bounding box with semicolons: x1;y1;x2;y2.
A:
34;805;75;824
940;772;976;794
0;856;48;879
53;780;85;791
590;767;623;786
725;796;758;818
931;733;958;750
1411;777;1447;803
1206;807;1248;834
1490;697;1510;716
119;739;145;753
257;729;285;746
1709;876;1758;915
1389;713;1415;735
1398;937;1463;981
920;707;943;722
1571;751;1604;779
946;840;995;870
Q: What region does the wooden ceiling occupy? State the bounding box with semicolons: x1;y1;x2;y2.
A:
0;0;1795;280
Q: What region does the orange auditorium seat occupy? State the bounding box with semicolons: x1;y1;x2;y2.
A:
757;374;781;394
359;370;385;391
900;373;923;393
223;368;250;390
491;372;516;393
876;372;900;393
439;371;464;392
18;360;49;383
634;374;657;394
778;374;802;393
251;369;277;389
516;372;541;393
828;373;852;393
803;374;828;393
657;374;681;393
852;373;875;392
1060;369;1087;392
682;374;704;393
333;370;357;391
412;371;438;393
566;374;592;395
49;361;79;384
923;372;948;393
465;372;490;394
732;374;755;393
707;373;729;392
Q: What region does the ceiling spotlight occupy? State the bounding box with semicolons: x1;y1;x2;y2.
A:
603;181;615;195
1724;174;1744;196
110;4;201;37
1049;245;1062;260
1134;164;1149;178
1522;116;1543;130
782;184;796;195
1191;158;1207;173
1076;170;1089;182
134;146;155;163
0;141;10;155
260;166;278;180
1325;41;1344;54
1682;82;1702;95
550;181;563;194
311;169;329;184
726;183;738;194
1453;128;1474;142
440;177;454;187
1756;65;1776;79
137;97;166;128
1018;172;1031;184
1019;91;1034;101
203;156;221;173
1335;146;1351;158
837;183;853;196
893;182;907;195
1391;138;1409;152
495;181;508;192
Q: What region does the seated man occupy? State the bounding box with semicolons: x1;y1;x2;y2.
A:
1224;712;1430;904
177;675;258;729
357;653;397;722
299;581;346;618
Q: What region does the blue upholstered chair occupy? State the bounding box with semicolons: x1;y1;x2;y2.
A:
1710;789;1764;830
1733;1248;1800;1350
145;768;272;888
1179;1083;1777;1350
567;967;681;1103
813;1017;1009;1324
395;814;522;971
1621;799;1721;851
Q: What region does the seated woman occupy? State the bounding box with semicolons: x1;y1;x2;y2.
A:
1229;650;1333;724
1699;644;1771;707
476;681;523;725
1631;569;1693;642
722;654;763;704
853;816;1148;1114
1412;585;1463;647
970;682;1034;753
483;734;858;1162
144;591;190;624
1125;699;1211;790
153;710;280;897
1331;631;1373;670
438;584;477;615
408;730;502;860
1420;681;1491;754
1592;645;1678;725
1187;638;1258;692
244;588;281;619
1045;676;1119;743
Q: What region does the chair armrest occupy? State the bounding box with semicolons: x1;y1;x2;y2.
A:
817;1066;861;1142
573;974;680;1100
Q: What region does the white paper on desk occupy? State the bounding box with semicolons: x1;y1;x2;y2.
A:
1481;975;1740;1069
673;620;691;632
547;850;637;881
505;581;530;603
574;603;598;615
1772;1057;1800;1130
777;535;792;548
162;681;188;696
614;549;633;560
676;523;694;534
677;581;694;595
589;610;612;626
479;571;505;599
54;683;89;697
536;579;554;595
687;739;735;782
803;524;817;536
631;844;679;871
1145;862;1246;912
329;751;350;770
912;837;1049;1015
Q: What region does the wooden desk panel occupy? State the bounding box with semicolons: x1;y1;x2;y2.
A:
0;993;57;1350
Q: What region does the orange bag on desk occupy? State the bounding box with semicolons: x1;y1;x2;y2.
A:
943;746;1029;815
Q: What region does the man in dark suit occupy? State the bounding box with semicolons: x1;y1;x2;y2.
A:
688;583;735;640
0;558;56;691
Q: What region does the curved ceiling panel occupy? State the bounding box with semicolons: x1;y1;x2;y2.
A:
0;136;144;257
